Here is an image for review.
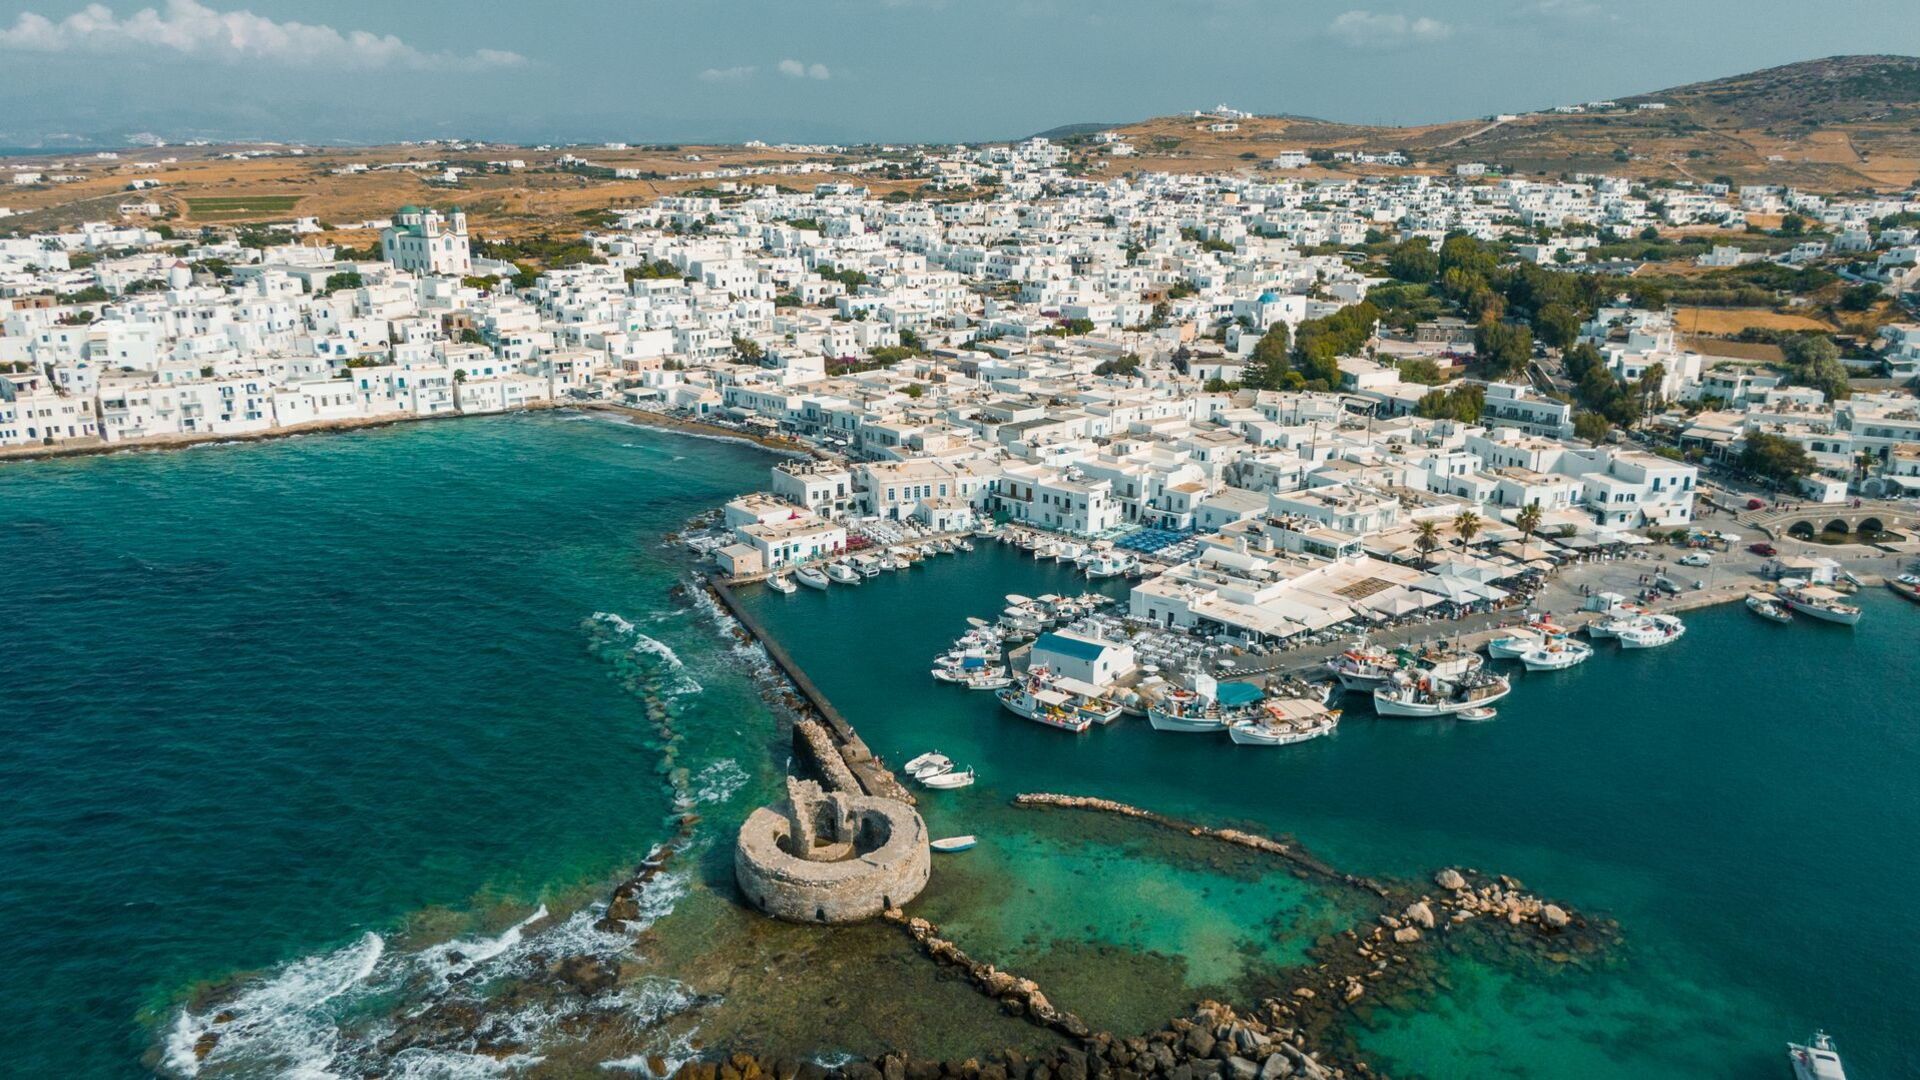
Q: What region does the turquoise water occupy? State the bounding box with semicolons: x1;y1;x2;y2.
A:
8;414;1920;1077
737;551;1920;1079
0;414;783;1076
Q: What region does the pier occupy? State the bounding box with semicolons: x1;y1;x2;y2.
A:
707;577;914;803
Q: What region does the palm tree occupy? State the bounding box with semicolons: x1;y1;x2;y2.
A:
1413;520;1442;566
1452;510;1483;553
1514;502;1544;559
1855;449;1877;483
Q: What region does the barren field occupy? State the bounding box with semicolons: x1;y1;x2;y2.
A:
1673;307;1835;335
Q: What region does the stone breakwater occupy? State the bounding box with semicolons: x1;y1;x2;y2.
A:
882;908;1094;1040
1011;794;1388;898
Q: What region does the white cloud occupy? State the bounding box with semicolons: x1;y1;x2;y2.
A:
1522;0;1617;21
0;0;526;70
777;58;831;81
698;65;756;82
1327;9;1453;48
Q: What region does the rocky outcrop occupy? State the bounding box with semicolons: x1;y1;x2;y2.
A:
882;909;1092;1039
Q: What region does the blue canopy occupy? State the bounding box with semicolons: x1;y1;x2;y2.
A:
1216;682;1265;707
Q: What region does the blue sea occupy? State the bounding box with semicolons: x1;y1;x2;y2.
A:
3;412;1918;1077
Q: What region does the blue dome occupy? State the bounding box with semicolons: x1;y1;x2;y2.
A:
1257;291;1279;303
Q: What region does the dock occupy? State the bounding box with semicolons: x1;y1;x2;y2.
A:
707;577;915;803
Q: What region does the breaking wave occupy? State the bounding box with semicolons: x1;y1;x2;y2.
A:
588;612;702;697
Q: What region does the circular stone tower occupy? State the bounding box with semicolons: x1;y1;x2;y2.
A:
735;777;930;924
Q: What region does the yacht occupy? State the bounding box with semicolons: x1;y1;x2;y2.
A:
766;574;797;594
1227;698;1340;746
1746;593;1793;624
1781;584;1863;626
1617;614;1685;649
1373;671;1512;718
826;562;862;585
1518;637;1593;671
794;566;831;590
1788;1031;1847;1080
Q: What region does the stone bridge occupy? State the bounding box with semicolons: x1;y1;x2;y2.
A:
1738;499;1912;541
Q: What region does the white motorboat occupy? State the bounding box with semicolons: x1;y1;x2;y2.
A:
1788;1031;1847;1080
1746;593;1793;624
1458;706;1498;722
1373;671;1512;718
920;768;975;790
766;574;797;594
794;566;831;590
1617;614;1685;649
1054;542;1087;563
1084;552;1133;579
903;750;950;775
1519;638;1593;671
1485;627;1543;659
852;554;883;577
931;835;977;853
826;562;862;585
956;538;975;552
1326;643;1404;692
1781;584;1863;626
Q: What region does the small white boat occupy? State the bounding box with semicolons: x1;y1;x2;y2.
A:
852;554;883;577
903;750;950;774
931;835;977;853
826;562;861;585
1458;706;1498;722
956;538;975;552
1485;628;1542;659
1617;614;1685;649
920;768;975;790
1373;673;1512;718
1084;552;1133;579
1781;584;1863;626
766;574;797;594
1746;593;1793;624
1788;1030;1847;1080
1519;639;1593;671
795;566;831;590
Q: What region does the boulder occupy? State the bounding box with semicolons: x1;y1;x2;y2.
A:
1257;1054;1294;1080
1434;869;1467;891
1183;1027;1217;1060
1404;902;1435;930
1225;1058;1259;1080
1542;904;1570;929
1392;927;1421;944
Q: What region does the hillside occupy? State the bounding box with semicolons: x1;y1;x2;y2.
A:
1093;55;1920;191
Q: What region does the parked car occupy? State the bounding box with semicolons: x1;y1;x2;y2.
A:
1746;498;1766;511
1748;542;1777;557
1678;552;1712;567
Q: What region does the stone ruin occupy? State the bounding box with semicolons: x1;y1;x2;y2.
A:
734;777;930;924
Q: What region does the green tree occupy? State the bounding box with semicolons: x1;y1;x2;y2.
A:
1475;318;1532;377
1414;520;1442;566
1533;303;1580;350
1397;357;1445;385
1514;502;1545;558
1387;238;1438;283
1738;431;1814;483
732;334;765;362
1202;377;1239;393
1241;322;1293;390
1573;411;1612;443
1780;333;1849;401
1452;510;1482;553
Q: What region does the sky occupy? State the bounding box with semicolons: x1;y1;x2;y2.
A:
1;0;1917;147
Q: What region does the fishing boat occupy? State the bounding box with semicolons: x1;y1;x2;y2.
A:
1148;676;1264;733
1084;552;1133;579
931;836;978;853
826;562;861;585
794;566;831;590
1781;584;1863;626
1055;541;1087;563
1617;614;1686;649
1888;574;1920;603
1586;611;1646;640
1518;638;1593;671
1746;593;1793;624
1227;698;1340;746
1788;1031;1848;1080
1326;643;1405;692
921;768;975;790
1372;670;1512;718
1458;706;1498;722
766;574;797;594
956;538;975;552
852;554;883;577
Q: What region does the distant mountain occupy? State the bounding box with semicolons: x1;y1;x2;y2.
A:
1631;54;1920;127
1026;122;1123;141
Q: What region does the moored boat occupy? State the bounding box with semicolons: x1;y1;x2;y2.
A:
1519;638;1593;670
794;566;831;590
903;750;950;775
1617;613;1685;649
1458;706;1497;722
920;767;975;790
1372;671;1511;718
1227;698;1339;746
1746;593;1793;624
1888;574;1920;603
931;835;978;853
1780;584;1862;626
826;561;861;585
766;574;797;594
